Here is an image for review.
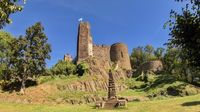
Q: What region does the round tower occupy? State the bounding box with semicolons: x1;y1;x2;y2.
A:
110;43;132;70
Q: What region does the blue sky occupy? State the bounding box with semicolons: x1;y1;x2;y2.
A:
3;0;185;67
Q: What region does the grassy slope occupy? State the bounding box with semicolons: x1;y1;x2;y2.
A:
0;94;199;112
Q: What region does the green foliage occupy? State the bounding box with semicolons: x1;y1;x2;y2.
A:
1;94;200;112
154;47;165;60
49;60;89;78
37;76;55;84
130;46;144;69
51;60;76;76
124;78;147;89
0;0;25;29
164;38;200;83
3;22;52;93
0;31;14;80
130;45;161;69
166;0;200;69
76;62;89;77
163;48;181;74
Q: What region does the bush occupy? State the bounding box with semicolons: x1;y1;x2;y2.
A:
76;62;89;77
51;60;76;76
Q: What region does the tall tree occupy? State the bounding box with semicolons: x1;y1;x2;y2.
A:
0;0;25;29
143;45;156;62
163;48;181;74
166;0;200;69
130;47;144;69
10;22;51;94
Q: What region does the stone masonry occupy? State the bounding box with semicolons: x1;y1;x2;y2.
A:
76;21;132;70
64;54;73;62
77;22;93;62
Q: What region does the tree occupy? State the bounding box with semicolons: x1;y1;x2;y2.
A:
166;0;200;69
9;22;51;94
144;45;154;56
0;31;14;80
130;45;157;69
163;48;181;74
0;0;26;29
130;47;144;69
154;47;165;60
51;60;76;76
143;45;156;62
76;62;89;77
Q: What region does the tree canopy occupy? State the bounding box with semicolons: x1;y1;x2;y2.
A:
166;0;200;69
0;0;25;29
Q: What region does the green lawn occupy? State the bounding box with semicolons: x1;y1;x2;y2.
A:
0;94;199;112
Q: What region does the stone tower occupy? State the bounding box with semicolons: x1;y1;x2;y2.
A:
64;54;72;62
77;22;93;62
110;43;132;70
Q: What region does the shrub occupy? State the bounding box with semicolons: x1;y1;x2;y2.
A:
51;60;76;76
76;62;89;77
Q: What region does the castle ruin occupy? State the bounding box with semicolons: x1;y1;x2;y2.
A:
76;22;132;70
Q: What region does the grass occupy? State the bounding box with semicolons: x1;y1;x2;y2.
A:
38;75;91;85
0;94;199;112
38;74;199;104
118;89;147;97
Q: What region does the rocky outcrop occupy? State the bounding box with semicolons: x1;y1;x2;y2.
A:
59;57;129;93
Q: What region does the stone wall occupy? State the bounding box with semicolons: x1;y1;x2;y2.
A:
93;44;111;68
139;60;163;73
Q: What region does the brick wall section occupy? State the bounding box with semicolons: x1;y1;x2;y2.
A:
93;44;111;69
93;44;110;62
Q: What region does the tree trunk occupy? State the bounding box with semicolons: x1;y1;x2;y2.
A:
20;78;25;95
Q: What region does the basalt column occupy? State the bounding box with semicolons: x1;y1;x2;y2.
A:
77;22;93;63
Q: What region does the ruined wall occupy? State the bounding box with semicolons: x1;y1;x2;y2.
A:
139;60;163;73
93;44;111;69
77;22;93;62
110;43;132;70
93;45;110;61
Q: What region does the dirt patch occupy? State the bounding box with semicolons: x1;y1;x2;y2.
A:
0;84;58;104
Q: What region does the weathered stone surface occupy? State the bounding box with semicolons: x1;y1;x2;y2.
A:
76;22;132;71
103;71;127;109
77;22;93;62
63;54;72;62
110;43;132;70
93;44;111;68
139;60;163;73
108;71;116;99
104;98;118;109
